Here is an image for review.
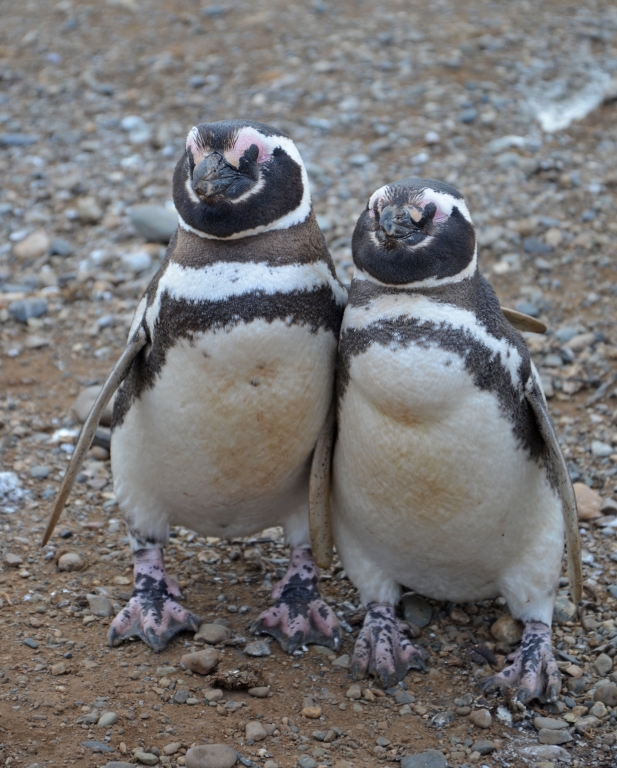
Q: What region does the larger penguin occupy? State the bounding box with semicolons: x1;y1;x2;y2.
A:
43;120;347;653
329;178;582;703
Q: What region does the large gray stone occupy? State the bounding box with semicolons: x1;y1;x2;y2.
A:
127;204;178;243
72;385;115;426
471;740;496;755
537;728;572;745
533;716;568;730
8;298;47;323
185;744;237;768
180;648;219;675
553;593;577;624
400;750;447;768
101;763;135;768
194;623;231;645
593;682;617;707
87;594;114;618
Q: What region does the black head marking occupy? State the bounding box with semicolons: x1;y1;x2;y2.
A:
173;119;309;239
353;177;476;285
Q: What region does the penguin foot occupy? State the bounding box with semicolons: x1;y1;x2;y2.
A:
108;547;200;652
352;602;429;689
250;546;341;654
480;620;560;704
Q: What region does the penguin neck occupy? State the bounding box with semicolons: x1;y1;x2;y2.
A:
168;210;333;269
349;266;481;314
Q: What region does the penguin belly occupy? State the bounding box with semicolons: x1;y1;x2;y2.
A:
112;319;336;539
333;340;564;619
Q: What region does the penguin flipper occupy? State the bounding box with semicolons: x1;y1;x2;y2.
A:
309;398;336;569
525;375;583;604
41;326;148;547
501;307;547;334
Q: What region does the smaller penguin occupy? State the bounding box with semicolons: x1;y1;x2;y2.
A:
327;178;582;702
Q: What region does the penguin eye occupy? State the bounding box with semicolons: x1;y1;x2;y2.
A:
238;144;260;180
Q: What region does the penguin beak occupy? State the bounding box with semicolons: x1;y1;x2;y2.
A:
192;152;241;199
378;203;438;245
379;205;415;239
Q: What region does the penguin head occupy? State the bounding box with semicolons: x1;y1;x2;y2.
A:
173;120;311;239
352;178;477;287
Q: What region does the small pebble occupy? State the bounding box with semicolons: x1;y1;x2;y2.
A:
163;743;182;756
185;744;238;768
593;682;617;706
244;640;271;657
593;653;613;676
180;649;219;675
553;594;577;624
97;711;118;727
330;654;350;668
49;237;72;256
58;552;83;571
87;594;114;618
29;466;51;480
77;197;103;224
13;230;49;260
400;750;447;768
589;700;607;718
135;752;159;765
533;716;568;730
248;686;270;698
490;614;523;644
469;709;492;729
245;721;267;742
346;683;362;699
204;689;223;702
301;706;322;719
4;553;23;567
8;298;48;323
402;593;432;628
471;739;497;755
195;623;231;645
537;729;572;745
297;758;317;768
574;483;602;520
127;204;178;244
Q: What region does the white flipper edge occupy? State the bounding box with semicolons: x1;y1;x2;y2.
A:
309;399;336;569
41;326;148;546
502;307;547;334
525;379;583;604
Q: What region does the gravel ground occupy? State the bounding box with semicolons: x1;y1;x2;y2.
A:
1;1;617;767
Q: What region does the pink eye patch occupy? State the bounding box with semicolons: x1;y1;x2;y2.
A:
417;193;448;222
226;131;271;167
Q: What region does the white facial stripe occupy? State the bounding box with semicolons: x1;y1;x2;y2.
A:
345;285;522;390
145;259;347;332
422;189;472;223
186;126;203;161
368;185;388;210
184;175;201;205
355;245;478;290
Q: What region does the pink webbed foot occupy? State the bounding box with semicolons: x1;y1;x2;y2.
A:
480;621;561;704
108;548;200;652
250;547;341;654
353;603;429;689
